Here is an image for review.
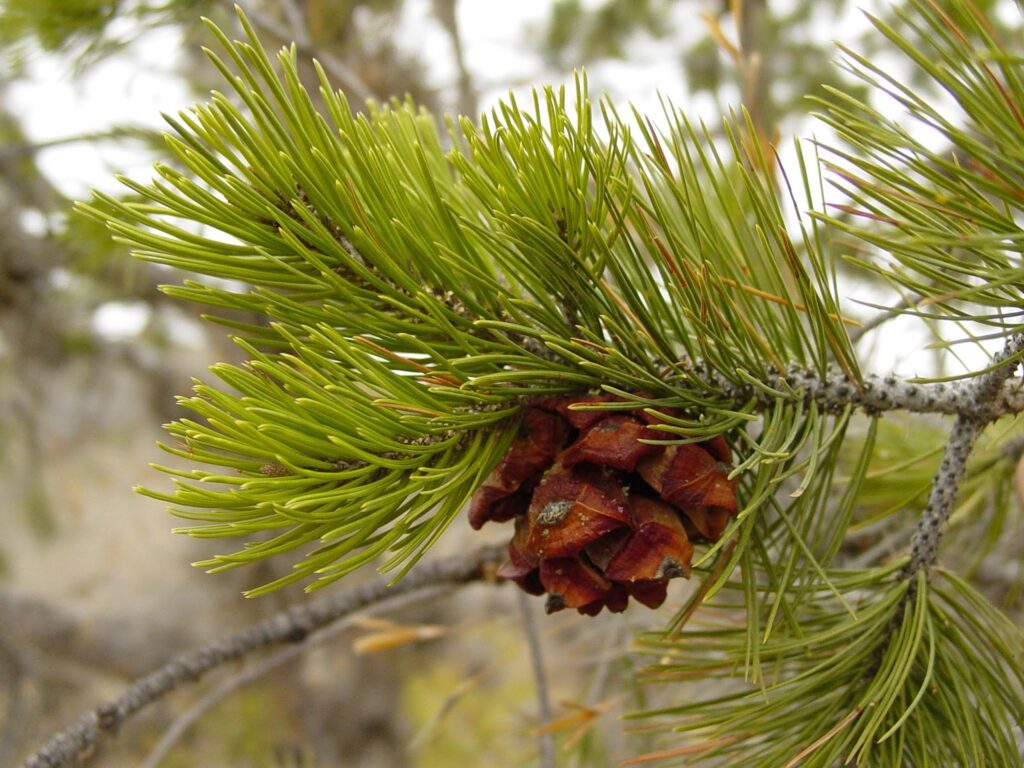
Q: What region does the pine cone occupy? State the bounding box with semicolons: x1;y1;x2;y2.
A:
471;394;737;615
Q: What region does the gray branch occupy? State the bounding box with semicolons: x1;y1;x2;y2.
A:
137;583;452;768
20;545;505;768
686;361;1024;421
516;590;555;768
905;334;1024;577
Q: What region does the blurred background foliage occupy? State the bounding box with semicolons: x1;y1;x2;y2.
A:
1;1;1022;766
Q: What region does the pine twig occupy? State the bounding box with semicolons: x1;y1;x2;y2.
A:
518;590;556;768
905;333;1024;578
21;545;505;768
137;584;452;768
691;361;1024;420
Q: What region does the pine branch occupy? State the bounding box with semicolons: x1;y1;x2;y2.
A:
517;590;556;768
683;359;1024;419
905;333;1024;576
72;3;1024;763
819;1;1024;331
20;545;505;768
77;9;862;592
136;582;451;768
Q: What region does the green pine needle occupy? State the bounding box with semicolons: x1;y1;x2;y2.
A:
79;6;852;592
816;0;1024;352
632;569;1024;767
76;1;1024;764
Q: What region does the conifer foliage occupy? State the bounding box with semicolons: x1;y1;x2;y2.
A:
80;2;1024;765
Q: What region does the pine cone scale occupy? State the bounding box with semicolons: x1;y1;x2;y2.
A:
470;394;738;614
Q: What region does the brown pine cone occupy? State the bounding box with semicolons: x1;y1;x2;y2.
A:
470;394;737;615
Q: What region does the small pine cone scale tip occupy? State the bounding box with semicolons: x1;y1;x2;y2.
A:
470;393;738;615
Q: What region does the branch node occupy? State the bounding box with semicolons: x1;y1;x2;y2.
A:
94;704;120;734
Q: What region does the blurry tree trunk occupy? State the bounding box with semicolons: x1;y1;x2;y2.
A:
433;0;478;119
736;0;776;163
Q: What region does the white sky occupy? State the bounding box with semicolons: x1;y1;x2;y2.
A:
8;24;190;198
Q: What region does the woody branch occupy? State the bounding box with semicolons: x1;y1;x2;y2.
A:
21;343;1024;767
905;334;1024;578
21;545;506;768
685;360;1024;420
